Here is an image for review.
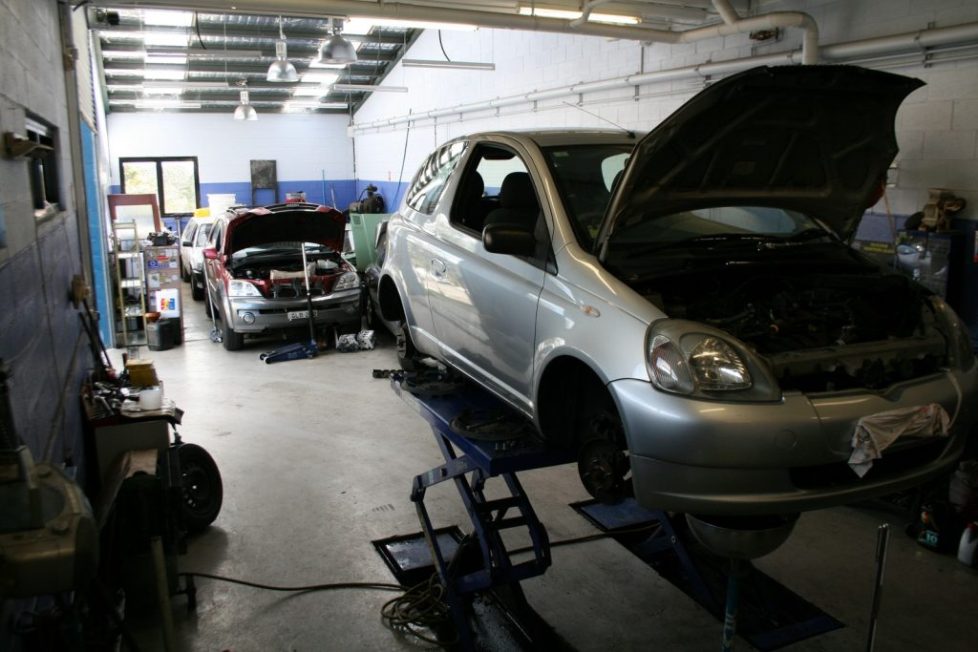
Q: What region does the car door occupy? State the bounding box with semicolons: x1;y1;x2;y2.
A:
394;141;467;352
426;140;550;412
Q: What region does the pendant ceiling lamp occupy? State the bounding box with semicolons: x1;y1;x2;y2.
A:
233;90;258;120
267;16;298;82
315;18;357;66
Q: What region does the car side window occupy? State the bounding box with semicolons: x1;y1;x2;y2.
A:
405;141;467;214
450;144;534;237
182;222;196;245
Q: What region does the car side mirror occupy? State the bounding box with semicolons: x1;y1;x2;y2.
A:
483;223;536;257
202;247;220;261
181;239;192;246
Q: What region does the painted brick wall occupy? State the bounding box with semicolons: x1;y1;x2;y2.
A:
0;0;90;470
105;111;359;209
353;0;978;219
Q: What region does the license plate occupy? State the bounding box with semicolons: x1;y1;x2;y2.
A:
287;310;318;321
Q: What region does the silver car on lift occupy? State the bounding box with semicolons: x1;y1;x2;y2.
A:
377;66;978;515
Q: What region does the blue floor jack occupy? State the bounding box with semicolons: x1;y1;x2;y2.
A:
259;243;320;364
389;371;576;650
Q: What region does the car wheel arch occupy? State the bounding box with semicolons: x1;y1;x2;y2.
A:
536;355;625;450
377;275;405;323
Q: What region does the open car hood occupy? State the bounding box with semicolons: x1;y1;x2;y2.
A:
597;66;923;256
225;204;346;255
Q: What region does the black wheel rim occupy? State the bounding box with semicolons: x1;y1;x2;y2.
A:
183;462;214;516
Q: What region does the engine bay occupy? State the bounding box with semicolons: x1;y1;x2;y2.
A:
230;251;346;298
640;267;947;392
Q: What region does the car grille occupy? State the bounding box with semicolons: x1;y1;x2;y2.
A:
789;438;947;489
270;285;324;299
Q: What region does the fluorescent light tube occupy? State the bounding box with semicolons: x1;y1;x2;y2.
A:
402;59;495;71
332;83;408;93
517;7;639;25
142;10;194;27
344;17;477;33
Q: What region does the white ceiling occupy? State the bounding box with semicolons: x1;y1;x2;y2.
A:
91;1;737;115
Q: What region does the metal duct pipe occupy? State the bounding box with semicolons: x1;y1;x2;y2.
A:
569;0;624;28
822;22;978;59
711;0;740;25
679;2;819;64
354;20;978;131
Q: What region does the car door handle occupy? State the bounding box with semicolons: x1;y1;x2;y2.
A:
431;259;447;277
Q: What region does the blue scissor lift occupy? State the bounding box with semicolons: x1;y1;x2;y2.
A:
392;373;575;649
389;372;842;651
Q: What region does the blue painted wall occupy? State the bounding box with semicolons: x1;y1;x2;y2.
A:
81;122;112;344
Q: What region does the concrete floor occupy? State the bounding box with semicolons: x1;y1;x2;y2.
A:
124;289;978;651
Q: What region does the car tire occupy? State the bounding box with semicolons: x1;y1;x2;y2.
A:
575;393;631;503
396;321;419;371
191;273;205;301
177;443;223;533
222;320;244;351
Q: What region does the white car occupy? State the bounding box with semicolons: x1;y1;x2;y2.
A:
180;217;215;301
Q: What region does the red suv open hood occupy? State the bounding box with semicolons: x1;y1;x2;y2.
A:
225;204;346;255
597;65;923;257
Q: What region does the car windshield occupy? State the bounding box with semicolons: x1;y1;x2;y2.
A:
607;206;828;254
542;144;633;250
231;241;332;261
194;224;213;246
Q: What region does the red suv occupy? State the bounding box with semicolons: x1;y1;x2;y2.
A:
203;203;361;350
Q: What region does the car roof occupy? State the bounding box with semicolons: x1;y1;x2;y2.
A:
463;129;643;148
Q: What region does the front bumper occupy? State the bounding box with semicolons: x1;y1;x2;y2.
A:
227;289;361;333
611;366;977;515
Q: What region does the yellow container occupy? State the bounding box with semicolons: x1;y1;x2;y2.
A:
193;207;210;217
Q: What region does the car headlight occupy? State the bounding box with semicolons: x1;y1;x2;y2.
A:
688;336;752;390
646;321;771;399
228;279;261;297
649;335;695;394
931;296;976;371
333;271;360;292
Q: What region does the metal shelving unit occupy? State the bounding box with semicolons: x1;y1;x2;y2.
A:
112;220;147;348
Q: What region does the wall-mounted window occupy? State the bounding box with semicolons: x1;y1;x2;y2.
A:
25;117;62;220
120;156;200;217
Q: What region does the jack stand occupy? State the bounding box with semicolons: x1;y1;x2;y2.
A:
393;374;575;650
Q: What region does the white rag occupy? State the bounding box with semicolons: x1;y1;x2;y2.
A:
847;403;951;477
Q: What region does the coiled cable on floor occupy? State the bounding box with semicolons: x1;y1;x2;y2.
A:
380;574;454;647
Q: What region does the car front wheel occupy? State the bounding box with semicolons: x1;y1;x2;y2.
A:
396;321;419;371
575;393;631;503
222;320;244;350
